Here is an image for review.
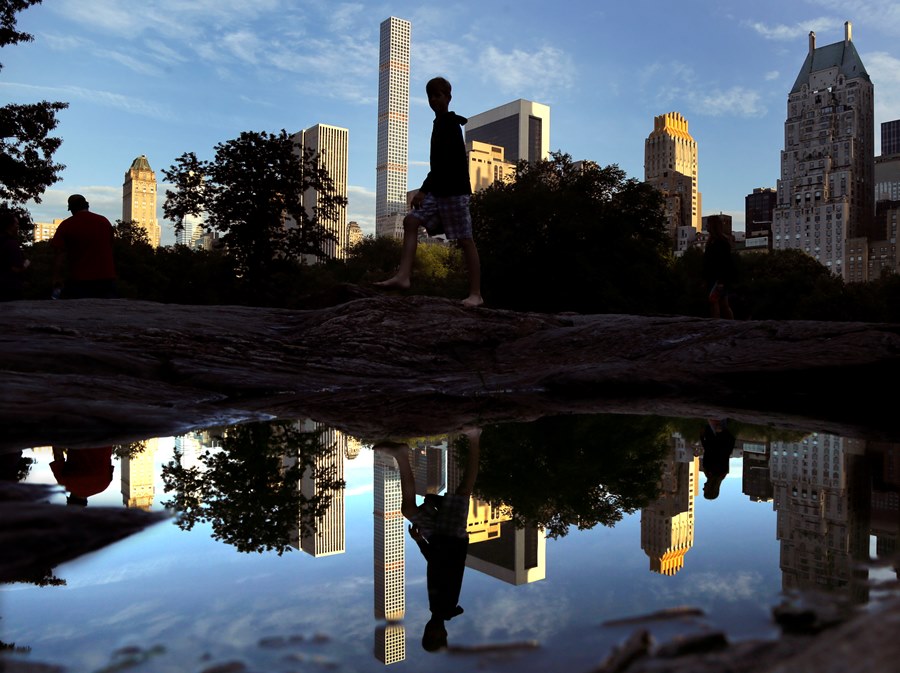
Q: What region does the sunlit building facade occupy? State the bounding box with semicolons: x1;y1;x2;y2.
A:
773;22;874;281
644;112;701;247
122;154;161;247
465;99;550;165
295;124;349;261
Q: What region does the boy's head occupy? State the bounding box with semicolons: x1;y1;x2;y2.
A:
426;77;452;115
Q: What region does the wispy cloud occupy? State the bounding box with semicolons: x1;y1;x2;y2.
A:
639;62;766;118
478;45;575;102
0;82;174;120
804;0;900;34
746;16;838;41
765;70;780;81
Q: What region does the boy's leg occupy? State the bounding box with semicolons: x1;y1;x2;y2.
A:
457;239;483;308
374;214;421;290
373;441;419;521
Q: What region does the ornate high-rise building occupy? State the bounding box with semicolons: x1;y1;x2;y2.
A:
375;17;410;239
294;124;349;261
772;22;874;281
122;155;161;247
644;112;701;247
465;99;550;165
120;438;157;510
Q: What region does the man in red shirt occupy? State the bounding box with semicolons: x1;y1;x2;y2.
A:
51;194;117;298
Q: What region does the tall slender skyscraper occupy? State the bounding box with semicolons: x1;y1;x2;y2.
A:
374;450;405;623
294;124;349;261
465;99;550;164
122;155;161;247
644;112;701;244
376;17;411;239
772;22;874;281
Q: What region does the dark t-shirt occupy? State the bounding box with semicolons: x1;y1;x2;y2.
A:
420;111;472;197
702;237;734;286
415;534;469;619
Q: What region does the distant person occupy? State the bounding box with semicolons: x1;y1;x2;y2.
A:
375;77;483;307
50;446;114;506
51;194;117;299
0;210;29;301
702;218;734;319
700;419;735;500
374;427;481;652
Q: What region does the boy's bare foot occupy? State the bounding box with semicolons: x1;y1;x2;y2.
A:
373;276;411;290
461;294;483;308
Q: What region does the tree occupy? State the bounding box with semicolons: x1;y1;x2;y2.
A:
163;131;346;296
471;153;674;314
0;1;68;230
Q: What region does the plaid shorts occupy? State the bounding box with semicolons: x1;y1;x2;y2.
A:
409;193;473;240
412;493;470;539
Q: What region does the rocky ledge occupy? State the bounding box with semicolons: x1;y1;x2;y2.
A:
2;286;900;449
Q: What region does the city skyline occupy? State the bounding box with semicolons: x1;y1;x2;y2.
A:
6;1;900;245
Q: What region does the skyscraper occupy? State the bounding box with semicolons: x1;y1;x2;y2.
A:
644;112;701;245
122;155;161;247
375;17;411;239
882;119;900;157
374;450;405;622
772;22;874;281
465;99;550;164
294;124;349;261
745;187;777;239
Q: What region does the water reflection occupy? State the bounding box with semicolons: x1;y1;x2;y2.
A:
160;420;345;555
4;413;900;672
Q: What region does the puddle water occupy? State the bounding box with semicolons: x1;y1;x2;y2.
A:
1;413;897;672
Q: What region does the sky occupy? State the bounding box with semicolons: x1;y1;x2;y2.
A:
4;0;900;245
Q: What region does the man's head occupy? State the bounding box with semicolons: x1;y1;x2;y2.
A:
425;77;452;115
67;194;89;213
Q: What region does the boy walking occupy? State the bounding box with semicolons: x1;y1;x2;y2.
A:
375;77;483;307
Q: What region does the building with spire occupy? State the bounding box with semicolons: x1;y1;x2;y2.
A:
375;17;411;240
644;112;701;251
122;155;161;247
772;22;874;281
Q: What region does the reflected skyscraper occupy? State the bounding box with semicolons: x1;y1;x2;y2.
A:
374;623;405;665
375;17;411;239
771;433;870;602
374;450;406;622
289;422;346;557
120;438;157;510
640;433;700;575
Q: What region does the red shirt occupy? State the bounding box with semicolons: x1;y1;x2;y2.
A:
51;211;116;281
49;447;114;499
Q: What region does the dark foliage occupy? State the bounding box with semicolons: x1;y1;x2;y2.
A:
472;414;669;538
472;153;675;313
0;1;67;227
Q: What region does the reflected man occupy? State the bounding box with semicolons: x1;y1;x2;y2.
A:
50;446;114;506
700;419;735;500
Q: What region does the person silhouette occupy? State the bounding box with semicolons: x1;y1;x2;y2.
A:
49;446;114;506
700;419;735;500
374;427;480;651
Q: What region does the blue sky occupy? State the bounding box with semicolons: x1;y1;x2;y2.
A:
4;0;900;245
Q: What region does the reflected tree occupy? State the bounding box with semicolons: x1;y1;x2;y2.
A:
472;414;669;538
161;421;344;554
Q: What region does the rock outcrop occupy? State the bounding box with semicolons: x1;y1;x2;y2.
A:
3;289;900;450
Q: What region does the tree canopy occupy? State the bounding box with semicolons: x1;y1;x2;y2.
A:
163;131;346;295
0;0;68;226
472;153;674;313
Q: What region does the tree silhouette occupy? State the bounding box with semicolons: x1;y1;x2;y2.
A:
473;414;669;538
163;131;345;297
0;1;68;234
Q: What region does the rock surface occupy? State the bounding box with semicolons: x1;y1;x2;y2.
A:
3;288;900;450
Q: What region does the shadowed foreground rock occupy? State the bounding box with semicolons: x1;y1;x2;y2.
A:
3;290;900;672
2;290;900;449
